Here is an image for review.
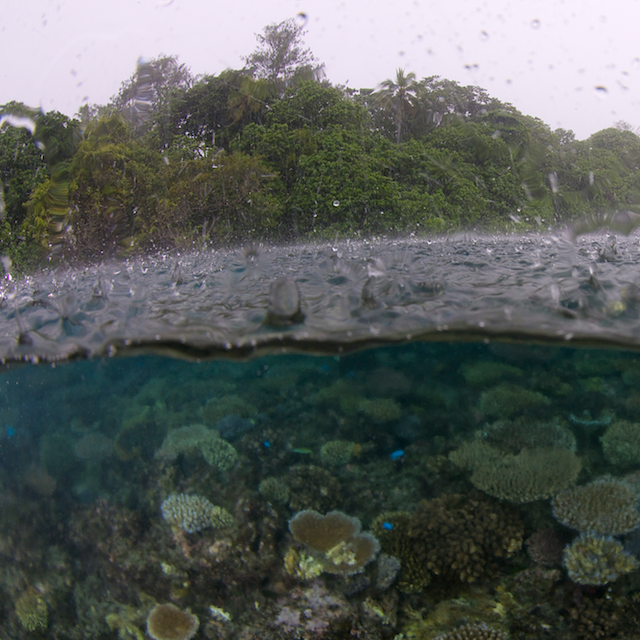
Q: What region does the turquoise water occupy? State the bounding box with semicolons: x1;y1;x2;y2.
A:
3;235;640;638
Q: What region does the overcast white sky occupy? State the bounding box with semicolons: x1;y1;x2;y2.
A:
2;0;639;139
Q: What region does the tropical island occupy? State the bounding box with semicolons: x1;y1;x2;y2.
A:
1;19;639;270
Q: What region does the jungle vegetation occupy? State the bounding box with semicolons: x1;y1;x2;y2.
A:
1;18;640;269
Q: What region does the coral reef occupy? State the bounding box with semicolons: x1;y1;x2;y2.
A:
155;424;238;471
146;603;199;640
601;419;640;468
433;623;508;640
563;533;639;585
359;397;402;422
459;360;523;387
161;493;234;533
285;464;343;512
449;441;581;503
568;592;640;640
552;477;640;535
258;476;290;504
319;439;356;466
288;509;380;575
374;494;523;591
479;416;576;454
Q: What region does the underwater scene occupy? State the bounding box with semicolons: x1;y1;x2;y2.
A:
5;336;640;639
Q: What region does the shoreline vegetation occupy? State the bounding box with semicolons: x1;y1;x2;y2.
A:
1;19;640;271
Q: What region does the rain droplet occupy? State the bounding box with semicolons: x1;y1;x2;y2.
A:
295;12;308;28
548;172;559;194
479;30;489;41
333;200;340;207
595;85;608;95
530;19;541;29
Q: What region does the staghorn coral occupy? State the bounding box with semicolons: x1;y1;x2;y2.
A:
319;439;356;466
373;494;523;592
449;441;581;503
552;477;640;535
563;533;639;585
161;493;234;534
146;603;198;640
155;424;237;472
601;419;640;468
478;383;550;419
289;509;380;575
15;589;48;632
434;623;508;640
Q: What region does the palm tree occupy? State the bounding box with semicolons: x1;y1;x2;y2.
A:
375;68;418;144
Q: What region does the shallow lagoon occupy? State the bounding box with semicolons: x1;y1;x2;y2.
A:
3;235;640;639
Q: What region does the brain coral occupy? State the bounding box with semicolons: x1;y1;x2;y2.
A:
552;477;640;536
161;493;234;533
155;424;237;471
449;441;581;503
600;420;640;468
563;533;639;585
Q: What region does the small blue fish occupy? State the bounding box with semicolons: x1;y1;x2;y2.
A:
263;440;271;448
5;426;14;439
382;522;394;530
389;450;404;461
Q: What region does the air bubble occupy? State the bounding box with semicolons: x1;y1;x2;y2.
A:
530;19;541;29
333;200;340;207
295;12;308;28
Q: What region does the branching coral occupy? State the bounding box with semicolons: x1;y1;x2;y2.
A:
155;424;237;471
161;493;234;534
449;441;581;503
373;494;523;591
600;420;640;468
288;509;380;575
552;477;640;535
15;589;48;632
563;533;639;585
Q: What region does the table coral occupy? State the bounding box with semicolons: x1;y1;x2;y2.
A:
563;533;639;585
289;509;380;575
552;477;640;535
450;441;581;503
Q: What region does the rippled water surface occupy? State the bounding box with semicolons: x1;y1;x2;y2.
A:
3;234;640;639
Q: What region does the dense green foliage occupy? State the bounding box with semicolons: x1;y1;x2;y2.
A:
1;20;639;268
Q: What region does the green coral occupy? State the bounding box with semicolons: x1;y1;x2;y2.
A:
600;420;640;468
449;441;581;503
155;424;237;471
15;590;48;631
479;383;550;419
320;440;356;466
563;533;638;585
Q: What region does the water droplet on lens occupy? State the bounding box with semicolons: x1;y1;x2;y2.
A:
333;200;340;207
595;85;608;95
530;19;541;29
295;12;308;27
479;30;489;41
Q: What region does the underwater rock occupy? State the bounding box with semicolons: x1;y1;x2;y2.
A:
563;533;639;585
433;622;508;640
449;441;581;503
161;493;234;534
289;509;380;575
552;477;640;536
600;419;640;468
146;603;199;640
155;424;237;472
